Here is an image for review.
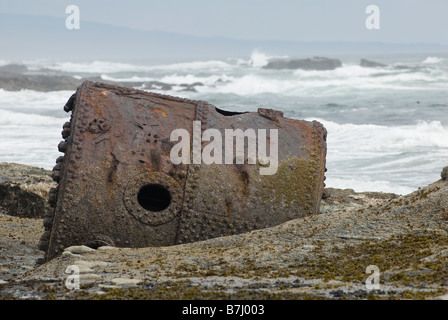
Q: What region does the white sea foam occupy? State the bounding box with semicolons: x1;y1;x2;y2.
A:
0;89;73;111
24;59;234;74
156;60;233;72
0;89;71;169
248;50;270;68
293;64;390;78
309;118;448;193
324;177;415;195
232;50;289;68
247;50;289;68
0;109;66;169
196;74;297;95
160;73;235;86
295;65;448;89
22;60;142;73
422;56;444;64
100;74;156;82
0;109;62;126
101;73;237;87
187;64;448;96
318;119;448;153
0;59;11;67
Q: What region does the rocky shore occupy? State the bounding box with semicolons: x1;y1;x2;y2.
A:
0;64;203;93
0;57;418;93
263;57;342;70
1;162;448;300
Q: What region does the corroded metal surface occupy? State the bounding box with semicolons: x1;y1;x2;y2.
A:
39;81;327;262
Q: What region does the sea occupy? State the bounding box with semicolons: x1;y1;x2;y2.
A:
1;51;447;195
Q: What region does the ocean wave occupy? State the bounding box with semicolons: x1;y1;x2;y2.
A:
23;60;144;73
19;51;287;75
101;73;236;87
160;73;235;86
156;60;233;72
196;74;298;95
0;89;73;111
0;59;11;67
315;119;448;152
0;107;64;169
0;89;69;168
378;70;448;83
100;74;156;82
312;118;448;194
229;50;290;68
0;124;62;170
293;64;392;78
247;50;271;68
295;64;448;83
325;177;415;195
18;55;448;97
422;56;444;64
23;59;235;74
188;65;448;96
247;50;289;68
0;109;63;126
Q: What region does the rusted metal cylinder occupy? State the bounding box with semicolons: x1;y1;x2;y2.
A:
39;81;327;262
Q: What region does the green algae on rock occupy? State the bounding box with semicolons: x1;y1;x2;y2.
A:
2;163;448;300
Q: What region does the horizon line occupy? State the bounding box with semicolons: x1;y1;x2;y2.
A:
2;12;447;47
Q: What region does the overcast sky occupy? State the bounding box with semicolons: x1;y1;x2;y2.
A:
1;0;447;44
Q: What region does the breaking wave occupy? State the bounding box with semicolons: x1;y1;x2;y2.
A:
313;118;448;194
2;52;447;193
422;56;444;64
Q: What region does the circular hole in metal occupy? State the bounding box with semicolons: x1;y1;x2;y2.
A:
137;184;171;212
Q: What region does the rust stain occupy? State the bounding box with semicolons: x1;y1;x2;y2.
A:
155;107;167;117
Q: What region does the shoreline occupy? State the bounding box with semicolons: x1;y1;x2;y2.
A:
1;162;447;300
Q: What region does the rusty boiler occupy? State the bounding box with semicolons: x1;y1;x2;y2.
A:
39;81;327;262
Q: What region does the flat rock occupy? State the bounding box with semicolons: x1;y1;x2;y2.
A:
110;278;142;286
264;56;342;70
98;284;120;290
0;64;28;74
64;245;96;255
76;265;95;274
2;163;448;300
97;246;118;251
0;73;84;92
360;59;387;68
74;260;109;268
62;251;82;258
0;73;193;93
79;274;103;282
